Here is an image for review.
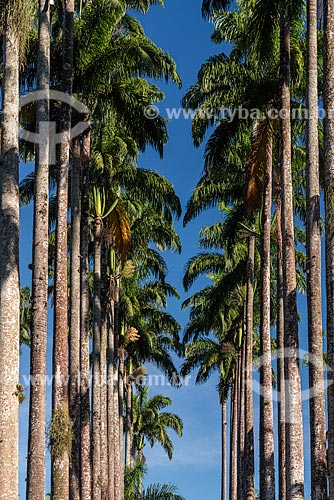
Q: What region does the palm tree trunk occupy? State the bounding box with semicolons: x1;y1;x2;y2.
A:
101;249;109;500
92;216;102;500
26;2;50;498
259;133;275;500
306;2;327;498
244;235;255;500
276;184;286;500
0;15;20;500
280;11;304;500
125;362;134;468
52;2;74;497
324;1;334;497
69;138;81;500
108;287;116;500
237;336;245;500
80;124;92;500
229;370;238;500
113;282;123;500
221;400;227;500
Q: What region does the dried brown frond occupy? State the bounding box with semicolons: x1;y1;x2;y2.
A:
244;117;277;214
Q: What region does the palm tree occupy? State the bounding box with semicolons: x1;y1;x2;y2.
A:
51;1;74;498
124;463;186;500
26;1;50;498
279;3;305;498
132;386;183;464
0;1;30;497
324;0;334;496
306;1;327;498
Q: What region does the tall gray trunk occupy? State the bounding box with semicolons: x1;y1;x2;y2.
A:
280;11;304;500
69;138;81;500
80;125;92;499
221;401;227;500
125;365;134;468
259;134;275;500
306;2;327;498
0;16;20;500
92;216;102;500
237;335;245;500
229;368;238;500
244;235;255;500
108;288;116;500
324;0;334;497
51;2;74;497
276;185;286;500
26;1;50;498
101;250;109;500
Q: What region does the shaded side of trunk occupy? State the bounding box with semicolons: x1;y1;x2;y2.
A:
229;368;238;500
80;125;91;500
26;2;50;498
259;135;275;500
92;216;102;500
51;2;74;498
280;12;304;500
69;138;81;500
306;2;327;499
276;186;286;500
221;400;227;500
0;17;20;500
324;0;334;497
244;235;255;500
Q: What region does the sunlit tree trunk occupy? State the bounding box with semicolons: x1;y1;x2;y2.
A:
229;368;238;500
26;1;50;498
324;0;334;497
276;183;286;500
306;1;327;498
280;10;304;500
69;138;81;500
245;235;255;500
80;125;92;500
237;340;245;500
259;134;275;500
0;11;20;500
221;399;227;500
92;215;102;500
51;1;74;498
101;249;109;500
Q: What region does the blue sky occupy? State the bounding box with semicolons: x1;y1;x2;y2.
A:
17;1;315;498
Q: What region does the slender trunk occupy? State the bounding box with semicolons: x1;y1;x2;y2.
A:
119;346;125;460
80;125;91;500
125;362;134;468
259;134;275;500
52;2;74;497
237;335;245;500
101;249;109;500
113;282;123;500
108;285;116;500
92;216;102;500
221;400;227;500
276;186;286;500
244;235;255;500
280;11;304;500
69;138;81;500
324;0;334;497
306;2;327;498
26;2;50;498
0;17;20;500
229;369;238;500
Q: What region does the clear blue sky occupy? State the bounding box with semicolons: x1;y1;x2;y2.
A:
18;1;314;498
